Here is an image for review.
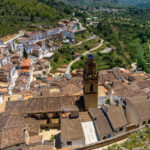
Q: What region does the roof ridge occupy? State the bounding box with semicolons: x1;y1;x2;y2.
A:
5;112;12;128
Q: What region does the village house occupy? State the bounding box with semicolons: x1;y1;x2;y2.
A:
32;41;46;59
10;53;22;69
0;63;17;90
126;95;150;127
0;54;8;67
25;44;34;54
4;95;81;128
18;37;31;46
7;41;17;51
16;43;24;54
37;59;50;73
69;21;78;32
0;82;11;98
61;118;85;148
79;112;98;145
15;75;31;90
89;108;113;140
0;112;41;150
25;31;46;44
33;59;50;79
101;105;127;134
22;59;31;69
32;48;43;58
62;30;75;43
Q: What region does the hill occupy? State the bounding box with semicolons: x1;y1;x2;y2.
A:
0;0;72;38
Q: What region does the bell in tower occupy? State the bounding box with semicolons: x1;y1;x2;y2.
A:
83;54;98;110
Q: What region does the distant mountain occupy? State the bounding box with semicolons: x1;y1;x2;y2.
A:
59;0;150;7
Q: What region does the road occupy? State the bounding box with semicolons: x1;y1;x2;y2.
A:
72;36;98;47
74;18;86;33
65;39;104;75
4;33;24;45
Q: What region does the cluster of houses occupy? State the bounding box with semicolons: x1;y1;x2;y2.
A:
85;7;126;13
0;40;51;99
0;55;150;150
0;20;79;101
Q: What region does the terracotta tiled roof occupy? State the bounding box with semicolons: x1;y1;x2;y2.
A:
5;96;80;114
61;118;84;141
62;84;81;96
22;59;30;67
128;95;150;121
0;112;40;149
19;69;30;73
89;108;113;138
25;117;40;134
114;86;143;98
0;64;15;72
79;112;92;122
113;67;122;79
137;80;150;89
106;105;127;130
0;113;25;149
99;72;116;83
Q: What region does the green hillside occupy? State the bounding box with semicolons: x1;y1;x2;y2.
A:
0;0;72;38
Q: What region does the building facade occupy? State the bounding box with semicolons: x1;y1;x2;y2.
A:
83;55;98;110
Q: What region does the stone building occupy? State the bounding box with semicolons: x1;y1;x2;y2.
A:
83;54;98;110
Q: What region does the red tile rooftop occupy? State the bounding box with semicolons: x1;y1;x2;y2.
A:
19;69;30;73
22;59;30;67
0;64;15;71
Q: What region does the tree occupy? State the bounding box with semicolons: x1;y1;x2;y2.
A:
84;44;90;50
81;55;84;60
54;54;59;62
23;48;27;58
106;99;111;104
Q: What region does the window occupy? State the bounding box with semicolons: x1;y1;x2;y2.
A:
143;121;146;125
119;127;123;132
67;141;72;145
103;136;106;140
148;120;150;124
90;84;94;92
107;134;111;138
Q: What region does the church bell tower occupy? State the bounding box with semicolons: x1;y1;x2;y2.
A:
83;54;98;110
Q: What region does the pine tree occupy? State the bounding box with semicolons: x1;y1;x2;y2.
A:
23;47;28;59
